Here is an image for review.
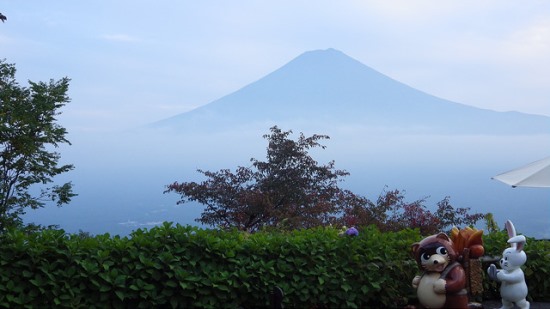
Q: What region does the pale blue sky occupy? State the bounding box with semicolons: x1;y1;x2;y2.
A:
2;1;550;132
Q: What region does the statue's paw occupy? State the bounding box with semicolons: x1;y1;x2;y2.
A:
433;278;446;294
487;264;499;281
412;275;421;288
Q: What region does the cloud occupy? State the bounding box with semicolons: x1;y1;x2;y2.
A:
503;19;550;60
0;34;13;45
100;34;141;42
118;220;163;228
360;1;456;19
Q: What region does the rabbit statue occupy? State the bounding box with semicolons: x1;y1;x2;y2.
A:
487;220;529;309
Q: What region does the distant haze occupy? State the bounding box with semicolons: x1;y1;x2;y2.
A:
25;49;550;239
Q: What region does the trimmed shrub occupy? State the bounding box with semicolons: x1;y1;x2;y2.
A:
0;224;548;308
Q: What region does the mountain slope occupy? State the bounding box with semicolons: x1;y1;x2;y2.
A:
153;48;549;134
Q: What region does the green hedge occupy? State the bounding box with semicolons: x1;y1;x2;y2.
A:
0;224;548;308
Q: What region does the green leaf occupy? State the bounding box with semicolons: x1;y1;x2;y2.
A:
99;284;111;292
29;278;44;287
165;280;177;288
341;283;352;292
114;275;126;287
170;296;179;308
115;290;125;301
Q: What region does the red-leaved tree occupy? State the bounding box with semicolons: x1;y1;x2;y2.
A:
166;126;359;232
340;188;485;235
166;126;485;233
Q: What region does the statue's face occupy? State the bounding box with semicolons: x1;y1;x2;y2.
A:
419;243;450;272
500;247;527;271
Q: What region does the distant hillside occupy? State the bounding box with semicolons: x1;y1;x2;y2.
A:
152;48;549;134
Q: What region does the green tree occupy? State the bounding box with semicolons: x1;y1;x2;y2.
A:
484;212;499;234
0;59;75;231
166;126;359;231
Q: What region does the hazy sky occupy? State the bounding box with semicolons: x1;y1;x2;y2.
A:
2;1;550;133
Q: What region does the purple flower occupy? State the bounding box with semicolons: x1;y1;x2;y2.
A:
345;227;359;236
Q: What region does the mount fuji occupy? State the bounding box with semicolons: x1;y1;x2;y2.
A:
153;48;549;135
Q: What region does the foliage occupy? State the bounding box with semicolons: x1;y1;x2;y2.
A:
0;225;548;308
484;213;499;234
166;126;356;232
340;188;485;235
0;59;75;231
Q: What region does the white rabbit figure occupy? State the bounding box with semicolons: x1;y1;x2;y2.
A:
487;220;529;309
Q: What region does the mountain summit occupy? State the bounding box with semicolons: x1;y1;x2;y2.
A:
153;48;549;134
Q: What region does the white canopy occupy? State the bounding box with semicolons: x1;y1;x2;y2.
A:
492;156;550;188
